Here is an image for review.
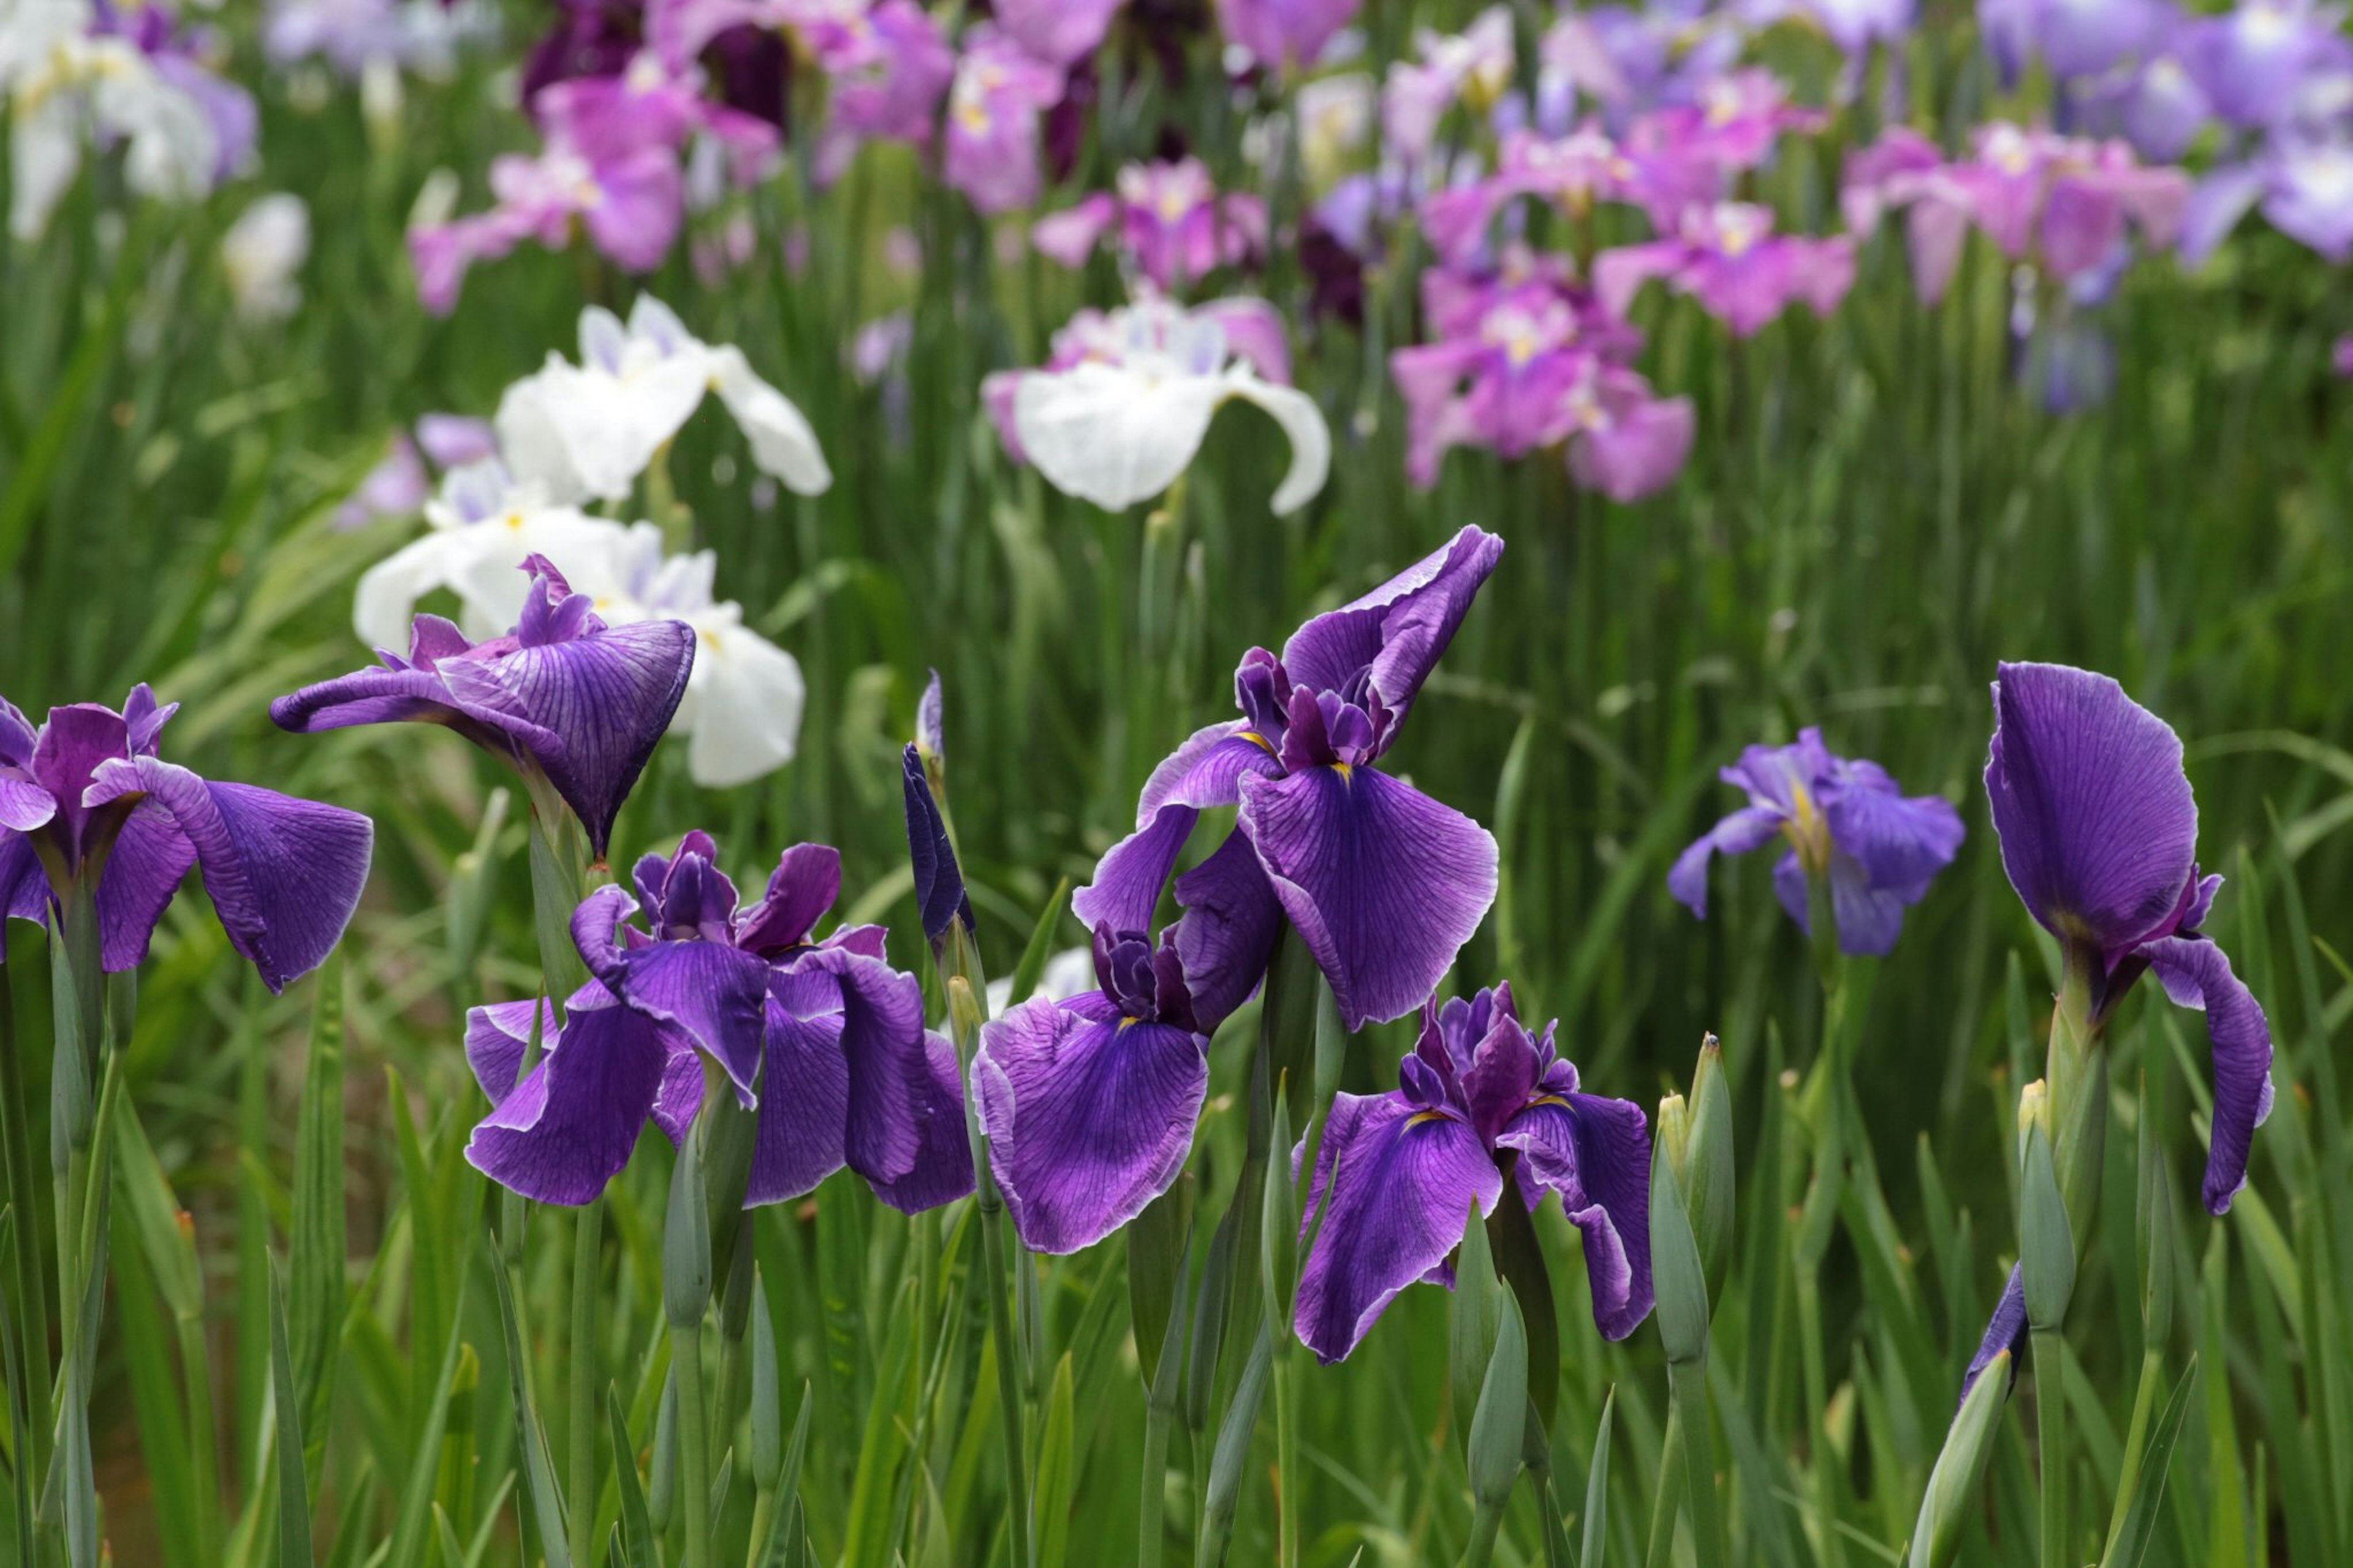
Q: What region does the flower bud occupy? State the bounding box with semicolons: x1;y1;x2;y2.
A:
1906;1347;2010;1568
1685;1035;1735;1298
2018;1118;2076;1332
1648;1115;1712;1366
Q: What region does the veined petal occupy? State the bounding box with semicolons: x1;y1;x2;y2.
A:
575;885;769;1102
0;778;57;833
864;1029;977;1214
976;999;1209;1254
792;946;936;1189
94;804;198;972
464;1000;669;1205
1293;1093;1502;1365
1169;828;1284;1034
85;759;372;993
709;346;833;496
677;615;805;787
466;997;560;1107
1278;526;1505;733
1667;805;1786;918
1986;662;2197;954
745;990;849;1205
2139;934;2274;1214
1238;765;1499;1031
1012;362;1222;513
1222;372;1332;517
1497;1090;1654;1339
0;833;47;930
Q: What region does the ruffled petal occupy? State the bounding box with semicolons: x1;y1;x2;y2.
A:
1496;1090;1654;1339
1292;1094;1503;1364
1238;765;1499;1031
790;946;938;1190
2138;934;2274;1214
575;885;769;1102
863;1029;976;1214
1985;662;2198;954
85;759;372;993
1666;805;1786;919
1278;526;1506;733
975;998;1208;1254
464;1000;669;1205
465;997;560;1106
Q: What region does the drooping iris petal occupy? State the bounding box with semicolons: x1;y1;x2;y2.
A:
1070;722;1283;934
0;779;55;832
1823;853;1911;958
1278;526;1506;738
0;835;49;928
864;1031;977;1214
745;983;851;1205
975;995;1210;1254
1824;782;1967;904
1238;765;1499;1031
735;842;843;956
2138;934;2275;1214
1665;805;1786;919
574;884;768;1100
1292;1094;1504;1364
1012;360;1225;513
1962;1263;2028;1398
464;1001;672;1206
1985;661;2198;953
1167;829;1285;1033
438;619;696;860
93;805;199;972
795;945;936;1190
465;997;560;1104
85;758;373;993
1496;1090;1655;1340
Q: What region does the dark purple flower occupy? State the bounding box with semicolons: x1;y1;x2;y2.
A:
1984;662;2273;1214
903;743;974;954
470;831;974;1209
271;556;694;861
1;685;372;991
973;922;1207;1253
1670;726;1964;958
1072;528;1504;1032
1961;1263;2029;1396
1293;983;1651;1363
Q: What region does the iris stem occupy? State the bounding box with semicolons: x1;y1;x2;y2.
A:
566;1198;603;1568
979;1199;1036;1568
1669;1357;1726;1568
51;879;108;1568
1274;1339;1301;1568
673;1311;715;1568
1460;1497;1506;1568
2034;1328;2066;1568
0;961;53;1503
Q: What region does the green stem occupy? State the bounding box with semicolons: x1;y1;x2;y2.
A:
1460;1498;1505;1568
2034;1328;2066;1568
566;1199;604;1568
1669;1358;1727;1568
1138;1400;1172;1568
2104;1347;2165;1562
1274;1342;1301;1568
51;877;108;1568
1794;1261;1843;1568
1640;1403;1683;1568
0;961;53;1496
979;1199;1035;1568
673;1313;715;1568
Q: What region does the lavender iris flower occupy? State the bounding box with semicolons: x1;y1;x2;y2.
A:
973;922;1208;1254
1293;983;1652;1363
271;556;695;862
1669;727;1965;958
1216;0;1360;73
469;832;974;1209
1594;203;1857;339
1073;527;1504;1032
0;686;372;991
1983;662;2274;1214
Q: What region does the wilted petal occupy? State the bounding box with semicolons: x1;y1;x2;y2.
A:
465;1001;670;1205
1293;1094;1502;1364
2139;934;2274;1214
575;884;768;1100
94;805;199;972
1238;765;1499;1030
85;759;372;993
1985;662;2198;954
1498;1089;1654;1339
976;998;1208;1254
1666;805;1786;918
1279;526;1506;733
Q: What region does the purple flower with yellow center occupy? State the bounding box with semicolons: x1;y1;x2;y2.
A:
973;922;1208;1254
1942;123;2190;280
1418;124;1720;266
1215;0;1359;73
270;555;694;862
1031;157;1269;290
1669;726;1965;958
1623;67;1828;176
942;26;1066;216
1293;983;1652;1363
1595;203;1857;338
1074;527;1504;1032
0;685;372;991
1983;662;2273;1214
469;832;974;1209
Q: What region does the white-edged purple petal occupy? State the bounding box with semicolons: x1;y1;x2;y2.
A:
1278;526;1505;740
84;759;373;993
2137;934;2274;1214
1497;1090;1654;1340
464;1000;671;1205
1665;805;1786;918
1292;1093;1504;1365
975;997;1210;1254
1985;662;2198;955
1237;765;1499;1031
466;997;560;1105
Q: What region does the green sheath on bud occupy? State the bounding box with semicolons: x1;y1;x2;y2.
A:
664;1138;712;1331
1649;1105;1712;1366
1449;1201;1503;1444
2018;1119;2076;1332
1685;1034;1735;1298
1907;1348;2011;1568
1466;1286;1529;1512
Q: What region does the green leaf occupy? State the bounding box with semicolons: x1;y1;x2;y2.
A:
2102;1356;2200;1568
1034;1350;1078;1568
1007;877;1074;1007
269;1258;315;1568
289;956;348;1437
1582;1388;1616;1568
488;1238;571;1568
1468;1290;1529;1511
606;1387;657;1568
1129;1177;1192;1395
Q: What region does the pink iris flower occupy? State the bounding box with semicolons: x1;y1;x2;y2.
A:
1595;202;1856;337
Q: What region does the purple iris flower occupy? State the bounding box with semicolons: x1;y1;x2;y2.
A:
1944;124;2190;279
973;922;1207;1254
2183;135;2353;263
1293;983;1653;1363
0;686;372;991
1595;203;1857;338
1669;727;1964;958
1389;249;1692;501
1419;124;1723;267
469;832;974;1210
1072;528;1504;1033
2189;0;2344;130
993;0;1126;67
1983;663;2273;1214
1032;157;1269;290
1214;0;1358;73
943;26;1067;215
270;556;695;862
